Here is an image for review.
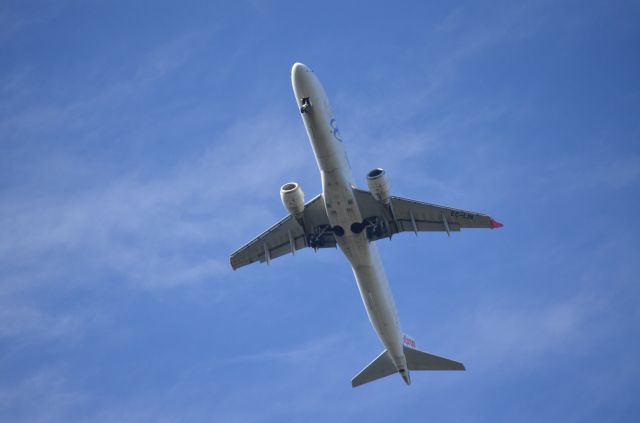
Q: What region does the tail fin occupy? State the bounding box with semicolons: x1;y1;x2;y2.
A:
351;350;396;387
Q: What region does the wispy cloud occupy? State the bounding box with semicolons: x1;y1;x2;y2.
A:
0;368;85;423
0;109;309;291
0;303;82;341
209;333;345;366
464;294;603;369
0;30;213;142
1;2;638;422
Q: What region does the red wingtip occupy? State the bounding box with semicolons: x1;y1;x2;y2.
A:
490;218;504;229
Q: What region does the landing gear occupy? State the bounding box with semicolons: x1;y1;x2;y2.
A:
350;217;386;239
300;97;312;114
350;222;364;234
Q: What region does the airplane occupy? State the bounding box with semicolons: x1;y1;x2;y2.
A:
230;63;503;387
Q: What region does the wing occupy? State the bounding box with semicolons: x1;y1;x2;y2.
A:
230;194;336;270
353;188;502;241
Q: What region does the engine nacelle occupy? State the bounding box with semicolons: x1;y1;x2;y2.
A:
366;168;391;203
280;182;305;218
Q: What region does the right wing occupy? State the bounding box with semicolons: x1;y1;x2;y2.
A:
230;194;335;270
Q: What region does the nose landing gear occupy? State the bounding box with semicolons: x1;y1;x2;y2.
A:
300;97;312;114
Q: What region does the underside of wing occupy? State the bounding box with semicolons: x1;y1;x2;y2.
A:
351;350;397;387
353;188;502;241
230;194;337;270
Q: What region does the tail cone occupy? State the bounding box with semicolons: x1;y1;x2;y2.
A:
399;369;411;385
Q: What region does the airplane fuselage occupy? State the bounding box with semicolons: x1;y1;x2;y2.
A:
291;63;410;382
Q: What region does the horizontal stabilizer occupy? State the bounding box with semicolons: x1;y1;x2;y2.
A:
351;346;464;388
351;350;397;387
403;345;465;371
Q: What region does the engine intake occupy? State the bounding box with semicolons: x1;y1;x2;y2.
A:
280;182;305;218
366;168;391;203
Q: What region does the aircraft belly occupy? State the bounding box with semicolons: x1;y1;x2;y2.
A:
299;70;407;371
321;170;361;230
350;244;405;367
321;171;405;368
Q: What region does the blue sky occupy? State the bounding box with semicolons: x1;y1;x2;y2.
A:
1;0;639;421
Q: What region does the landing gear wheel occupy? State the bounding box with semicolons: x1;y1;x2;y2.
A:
350;222;364;234
332;225;345;236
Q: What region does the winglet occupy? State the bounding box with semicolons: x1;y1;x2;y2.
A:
229;256;237;271
489;218;504;229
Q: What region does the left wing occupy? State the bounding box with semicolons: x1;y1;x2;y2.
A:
230;194;335;270
353;188;502;241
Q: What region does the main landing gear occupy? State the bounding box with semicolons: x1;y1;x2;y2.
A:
350;217;387;239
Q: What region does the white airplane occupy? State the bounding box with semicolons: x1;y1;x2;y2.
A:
230;63;503;387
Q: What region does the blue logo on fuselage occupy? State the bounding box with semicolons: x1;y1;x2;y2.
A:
329;118;343;142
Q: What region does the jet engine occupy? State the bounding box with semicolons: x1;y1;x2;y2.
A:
366;168;391;203
280;182;305;218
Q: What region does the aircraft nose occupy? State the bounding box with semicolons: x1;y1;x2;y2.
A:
291;62;312;88
291;62;309;78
